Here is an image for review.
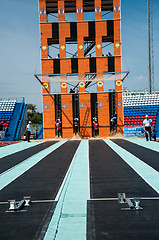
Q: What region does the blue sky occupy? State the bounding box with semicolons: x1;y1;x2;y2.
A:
0;0;158;111
122;0;159;92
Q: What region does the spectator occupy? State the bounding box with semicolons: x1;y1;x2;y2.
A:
26;121;32;142
0;123;3;131
143;115;152;141
34;129;38;140
151;127;156;141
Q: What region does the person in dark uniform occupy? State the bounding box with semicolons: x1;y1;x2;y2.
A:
111;112;117;132
74;118;79;135
151;127;156;141
0;122;3;131
55;119;61;137
93;118;99;137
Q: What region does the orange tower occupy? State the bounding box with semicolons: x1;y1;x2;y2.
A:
37;0;124;139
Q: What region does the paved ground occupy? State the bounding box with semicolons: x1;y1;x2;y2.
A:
0;138;159;240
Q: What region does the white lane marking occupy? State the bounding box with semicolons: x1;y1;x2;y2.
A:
55;141;81;202
0;141;67;191
0;141;44;159
90;197;159;201
125;138;159;153
104;139;159;195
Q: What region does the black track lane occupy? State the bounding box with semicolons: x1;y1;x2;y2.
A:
112;139;159;172
87;200;159;240
0;202;56;240
0;140;80;202
0;141;57;174
0;141;80;240
89;140;158;199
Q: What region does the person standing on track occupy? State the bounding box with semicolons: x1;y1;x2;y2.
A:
93;118;99;137
26;121;32;142
152;127;156;141
74;118;79;135
55;119;62;137
110;111;117;132
143;115;152;141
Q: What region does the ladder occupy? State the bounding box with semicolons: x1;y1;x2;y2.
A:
80;106;91;137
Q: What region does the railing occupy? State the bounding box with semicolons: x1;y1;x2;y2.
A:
15;104;26;141
0;97;25;103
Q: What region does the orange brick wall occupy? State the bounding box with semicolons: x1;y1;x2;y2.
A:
39;0;47;22
58;1;65;22
76;0;83;21
79;94;92;137
38;0;123;139
113;0;121;19
78;58;89;93
59;23;70;58
77;22;88;58
60;59;71;94
43;94;56;139
97;93;110;136
116;92;124;133
41;59;53;74
95;21;107;92
95;0;102;20
96;57;108;92
95;21;107;57
77;21;89;92
61;95;73;138
40;24;52;59
59;23;70;93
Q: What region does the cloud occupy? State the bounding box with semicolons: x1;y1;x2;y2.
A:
123;74;148;91
134;75;146;81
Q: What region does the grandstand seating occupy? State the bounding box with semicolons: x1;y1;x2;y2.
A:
0;98;27;141
0;100;16;133
123;94;159;137
123;94;159;106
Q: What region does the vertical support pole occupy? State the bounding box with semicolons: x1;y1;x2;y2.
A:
148;0;151;94
113;0;123;133
39;0;55;139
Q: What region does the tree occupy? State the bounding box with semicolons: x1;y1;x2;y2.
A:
27;104;37;114
27;104;42;124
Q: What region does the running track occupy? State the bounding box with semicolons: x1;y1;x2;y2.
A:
0;139;159;240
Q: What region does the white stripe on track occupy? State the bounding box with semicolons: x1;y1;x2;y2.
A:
0;141;44;159
55;141;81;201
0;141;66;191
125;138;159;152
104;139;159;195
